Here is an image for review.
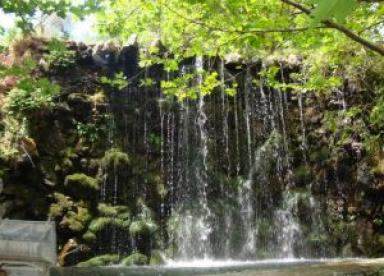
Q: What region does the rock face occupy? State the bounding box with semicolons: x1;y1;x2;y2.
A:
0;37;384;265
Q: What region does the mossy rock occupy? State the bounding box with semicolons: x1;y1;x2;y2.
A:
129;219;158;236
49;195;92;232
149;250;166;265
82;231;97;243
60;206;92;232
88;217;113;232
102;148;130;168
121;253;148;266
77;254;119;267
48;192;73;218
65;173;99;191
88;216;130;233
97;203;130;219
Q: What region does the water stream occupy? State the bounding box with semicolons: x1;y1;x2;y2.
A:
95;54;337;265
51;259;384;276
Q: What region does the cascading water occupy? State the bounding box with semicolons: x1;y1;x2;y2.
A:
97;50;335;262
274;191;304;258
170;57;213;260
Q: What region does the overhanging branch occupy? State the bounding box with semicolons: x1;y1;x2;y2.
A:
281;0;384;56
163;3;313;35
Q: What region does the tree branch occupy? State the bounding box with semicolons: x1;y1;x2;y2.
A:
358;19;384;34
359;0;384;2
281;0;384;56
163;2;313;35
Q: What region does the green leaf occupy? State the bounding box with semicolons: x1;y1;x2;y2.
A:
311;0;358;26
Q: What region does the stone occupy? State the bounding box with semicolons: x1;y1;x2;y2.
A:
121;253;148;266
77;254;119;267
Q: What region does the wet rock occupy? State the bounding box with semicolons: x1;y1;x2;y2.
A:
129;219;158;237
102;148;130;168
121;253;148;266
67;93;93;120
356;161;373;187
77;254;119;267
80;158;88;170
149;250;166;265
58;239;77;266
92;41;119;69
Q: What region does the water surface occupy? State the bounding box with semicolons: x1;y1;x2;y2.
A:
51;258;384;276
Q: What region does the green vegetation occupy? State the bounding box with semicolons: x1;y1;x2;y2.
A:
121;252;148;266
2;58;61;116
0;0;100;32
45;39;76;70
65;173;100;191
102;148;130;168
129;219;158;237
77;254;120;267
100;72;129;90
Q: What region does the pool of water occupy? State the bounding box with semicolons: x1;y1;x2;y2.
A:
50;258;384;276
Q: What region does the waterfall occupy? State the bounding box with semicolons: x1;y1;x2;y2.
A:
244;66;253;169
220;59;230;173
94;51;334;261
171;57;212;260
298;90;308;166
275;191;304;258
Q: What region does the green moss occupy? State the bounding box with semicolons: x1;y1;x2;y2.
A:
129;219;158;236
4;78;60;116
65;173;99;191
121;253;148;266
48;192;73;218
114;217;131;230
77;254;119;267
60;206;92;232
117;209;131;220
97;203;118;217
82;231;97;243
61;147;78;159
88;216;130;233
61;158;74;171
97;203;130;219
102;148;130;168
88;217;113;232
49;194;92;232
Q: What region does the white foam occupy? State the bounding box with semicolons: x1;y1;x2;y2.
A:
164;258;314;268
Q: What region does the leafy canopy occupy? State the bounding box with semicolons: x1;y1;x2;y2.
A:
0;0;101;32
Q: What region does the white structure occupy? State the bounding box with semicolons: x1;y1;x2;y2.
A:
0;220;56;276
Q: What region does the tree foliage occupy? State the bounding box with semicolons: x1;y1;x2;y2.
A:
0;0;101;32
96;0;384;57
